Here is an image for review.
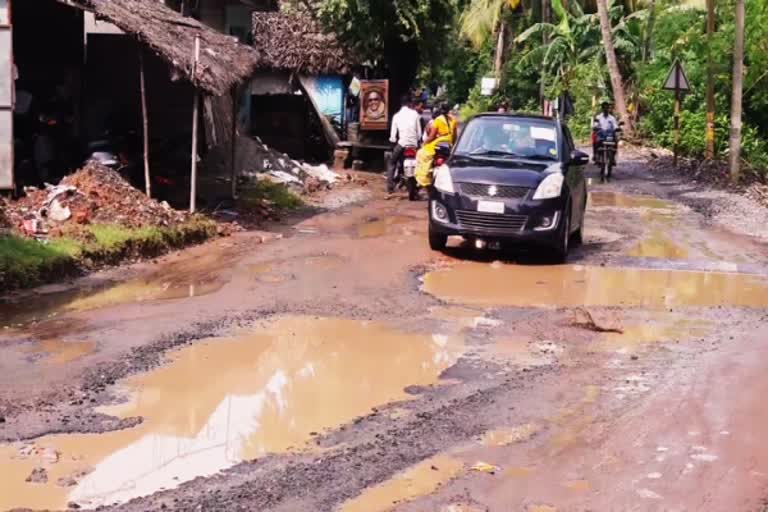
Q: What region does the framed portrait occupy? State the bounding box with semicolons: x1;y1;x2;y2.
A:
359;80;388;131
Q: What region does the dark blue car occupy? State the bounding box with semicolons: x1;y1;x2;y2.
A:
428;114;589;262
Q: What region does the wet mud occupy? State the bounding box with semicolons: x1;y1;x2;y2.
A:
2;161;768;512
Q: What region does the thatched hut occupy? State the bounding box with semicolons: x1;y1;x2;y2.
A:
251;10;353;77
248;9;358;160
64;0;263;97
5;0;263;203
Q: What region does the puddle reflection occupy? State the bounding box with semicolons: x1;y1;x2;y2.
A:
423;263;768;308
0;316;463;510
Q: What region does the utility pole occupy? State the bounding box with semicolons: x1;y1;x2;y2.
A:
728;0;745;183
705;0;716;159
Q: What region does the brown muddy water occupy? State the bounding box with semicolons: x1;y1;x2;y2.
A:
422;263;768;308
357;216;415;238
1;251;235;329
0;316;464;510
626;230;689;260
340;454;465;512
588;191;673;210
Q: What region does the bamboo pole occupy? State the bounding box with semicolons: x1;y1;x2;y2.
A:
139;48;151;198
190;35;200;213
231;86;238;200
705;0;716;159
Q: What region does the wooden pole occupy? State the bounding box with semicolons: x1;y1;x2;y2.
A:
231;86;238;200
139;48;151;198
190;35;200;213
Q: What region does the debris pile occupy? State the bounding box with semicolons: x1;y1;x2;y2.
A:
644;146;768;209
217;135;341;193
5;162;190;238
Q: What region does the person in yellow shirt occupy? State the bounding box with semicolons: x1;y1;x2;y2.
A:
415;103;458;187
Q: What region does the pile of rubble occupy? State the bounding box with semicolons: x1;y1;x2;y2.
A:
0;202;10;233
643;146;768;209
229;136;341;192
5;162;190;239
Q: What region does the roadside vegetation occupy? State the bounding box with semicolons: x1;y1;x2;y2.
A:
0;219;218;291
301;0;768;180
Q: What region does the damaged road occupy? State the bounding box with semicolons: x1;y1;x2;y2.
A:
1;149;768;511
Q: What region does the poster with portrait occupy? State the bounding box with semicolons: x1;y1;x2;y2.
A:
359;80;388;131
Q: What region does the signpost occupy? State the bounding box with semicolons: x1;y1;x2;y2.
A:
662;59;691;167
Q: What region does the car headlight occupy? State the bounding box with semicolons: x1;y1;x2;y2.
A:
433;165;455;194
532;173;564;200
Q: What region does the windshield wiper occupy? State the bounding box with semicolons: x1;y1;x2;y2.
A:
521;154;558;161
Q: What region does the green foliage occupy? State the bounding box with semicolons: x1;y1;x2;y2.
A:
313;0;459;64
238;181;304;211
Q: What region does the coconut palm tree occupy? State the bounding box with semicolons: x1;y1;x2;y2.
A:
461;0;522;77
597;0;633;135
515;0;601;94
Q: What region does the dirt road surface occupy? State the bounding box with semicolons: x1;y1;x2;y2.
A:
1;150;767;512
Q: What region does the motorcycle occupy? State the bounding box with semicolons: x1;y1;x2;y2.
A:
594;124;623;183
389;146;419;200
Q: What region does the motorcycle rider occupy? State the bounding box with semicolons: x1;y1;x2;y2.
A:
388;94;422;193
414;102;458;188
592;101;619;163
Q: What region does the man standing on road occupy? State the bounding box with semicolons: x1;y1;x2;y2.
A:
388;95;422;193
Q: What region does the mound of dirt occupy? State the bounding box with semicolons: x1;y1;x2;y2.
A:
5;162;191;237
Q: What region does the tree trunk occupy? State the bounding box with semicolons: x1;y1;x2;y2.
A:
494;22;506;79
728;0;745;182
596;0;633;136
705;0;716;159
642;0;656;62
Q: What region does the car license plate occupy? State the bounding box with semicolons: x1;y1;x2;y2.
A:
477;200;505;214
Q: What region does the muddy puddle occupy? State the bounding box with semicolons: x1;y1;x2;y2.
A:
22;339;96;365
340;455;465;512
627;230;689;260
589;191;672;210
357;215;416;238
422;263;768;309
0;316;463;510
481;423;539;447
1;251;235;329
596;315;712;353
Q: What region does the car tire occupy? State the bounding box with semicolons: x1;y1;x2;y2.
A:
571;214;584;246
553;210;571;263
429;225;448;251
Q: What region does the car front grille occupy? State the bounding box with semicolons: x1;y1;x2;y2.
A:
455;211;528;233
458;183;529;199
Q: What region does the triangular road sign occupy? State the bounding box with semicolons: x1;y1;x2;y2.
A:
663;59;691;92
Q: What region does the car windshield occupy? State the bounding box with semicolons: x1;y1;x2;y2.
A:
454;117;559;161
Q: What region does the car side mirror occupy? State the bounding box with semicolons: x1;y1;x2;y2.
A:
569;149;589;166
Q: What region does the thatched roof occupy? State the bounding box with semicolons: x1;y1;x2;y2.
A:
251;11;355;75
62;0;262;96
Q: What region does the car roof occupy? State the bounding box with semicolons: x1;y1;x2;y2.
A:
471;113;557;122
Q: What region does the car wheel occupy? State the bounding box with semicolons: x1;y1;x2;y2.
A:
553;210;571;263
429;225;448;251
571;212;584;246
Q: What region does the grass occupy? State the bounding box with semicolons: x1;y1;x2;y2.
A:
0;218;220;292
238;181;303;211
0;235;80;290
